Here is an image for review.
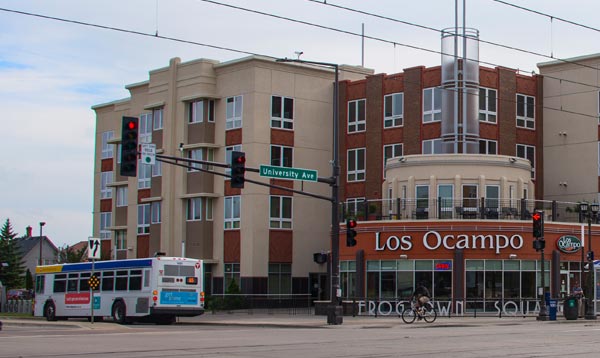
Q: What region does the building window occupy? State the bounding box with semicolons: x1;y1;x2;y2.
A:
346;198;365;218
139;113;152;143
100;171;113;199
422;139;442;154
152;160;162;177
116;186;127;207
383;143;403;177
423;87;442;123
270;196;292;229
462;184;478;209
268;263;292;294
138;162;151;189
115;230;126;251
153;108;163;130
348;99;366;133
224;263;240;291
187;198;202;221
384;93;403;128
207;100;215;122
479;88;497;123
226;145;242;175
517;144;535;178
190;100;204;123
100;212;112;240
151;201;161;224
206;198;213;221
479;139;497;155
347;148;366;182
340;261;357;298
224;196;241;229
516;94;535;129
486;185;500;209
438;184;454;218
101;131;114;159
271;96;294;130
137;204;150;234
416;185;429;210
270;145;293;168
226;95;242;130
188;149;203;172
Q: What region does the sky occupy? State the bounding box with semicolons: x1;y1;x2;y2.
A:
1;0;599;248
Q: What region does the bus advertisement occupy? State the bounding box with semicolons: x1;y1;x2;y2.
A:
34;256;204;324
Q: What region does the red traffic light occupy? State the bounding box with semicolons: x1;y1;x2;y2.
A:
532;212;541;221
235;155;246;164
127;121;137;130
347;219;357;228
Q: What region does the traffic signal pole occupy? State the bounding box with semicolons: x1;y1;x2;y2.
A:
533;211;549;321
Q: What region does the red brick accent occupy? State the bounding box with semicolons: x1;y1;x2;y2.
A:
100;199;112;212
269;230;292;262
271;129;294;146
382;127;403;145
422;123;441;140
224;230;240;262
422;67;441;88
101;159;113;172
225;128;242;146
136;236;149;258
479;67;498;88
137;189;151;203
383;73;404;93
346;79;367;99
497;67;517;156
224;185;241;197
403;67;424;155
479;123;498;140
270;179;294;196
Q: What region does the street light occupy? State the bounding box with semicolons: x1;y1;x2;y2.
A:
276;57;341;325
38;222;46;266
579;202;598;320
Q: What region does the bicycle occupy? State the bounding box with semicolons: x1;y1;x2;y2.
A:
401;301;437;324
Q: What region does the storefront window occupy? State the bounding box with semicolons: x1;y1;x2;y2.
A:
340;261;356;298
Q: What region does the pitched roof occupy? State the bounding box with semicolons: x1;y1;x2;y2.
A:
14;236;59;256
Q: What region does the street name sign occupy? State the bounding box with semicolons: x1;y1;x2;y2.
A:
259;165;318;182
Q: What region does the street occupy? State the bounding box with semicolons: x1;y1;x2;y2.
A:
1;315;599;357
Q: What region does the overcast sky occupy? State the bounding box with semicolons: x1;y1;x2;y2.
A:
1;0;599;248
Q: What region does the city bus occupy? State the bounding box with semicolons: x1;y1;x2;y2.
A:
34;256;205;324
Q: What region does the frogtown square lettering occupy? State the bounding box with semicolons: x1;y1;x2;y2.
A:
375;231;524;254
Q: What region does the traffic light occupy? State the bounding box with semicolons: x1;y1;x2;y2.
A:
230;151;246;189
346;218;357;247
532;210;544;238
587;251;595;262
533;238;545;252
120;116;139;177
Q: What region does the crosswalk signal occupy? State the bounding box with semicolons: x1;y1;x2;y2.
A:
230;151;246;189
346;218;357;247
532;210;544;238
120;116;139;177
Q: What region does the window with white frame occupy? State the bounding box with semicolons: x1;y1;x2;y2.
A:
116;143;121;164
138;162;151;189
152;160;162;177
346;198;365;217
190;100;204;123
270;196;292;229
116;186;127;207
188;149;203;172
187;198;202;221
226;95;242;130
101;131;114;159
462;184;478;208
486;185;500;209
348;99;366;133
206;198;213;221
416;185;429;209
153;108;163;130
115;230;126;251
139;113;152;143
100;171;113;199
224;263;240;290
423;87;442;123
438;184;454;218
383;143;403;177
268;263;291;294
516;94;535;129
384;93;403;128
479;139;497;155
479;88;497;123
100;212;112;240
151;201;161;224
347;148;365;182
422;139;443;154
226;145;242;175
207;100;215;122
270;145;293;168
224;196;241;229
271;95;294;130
517;144;535;178
137;204;150;234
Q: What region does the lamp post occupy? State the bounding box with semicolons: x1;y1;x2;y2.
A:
38;222;46;266
276;57;341;324
579;202;598;320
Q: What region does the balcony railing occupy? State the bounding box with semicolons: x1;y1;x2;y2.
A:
341;198;590;224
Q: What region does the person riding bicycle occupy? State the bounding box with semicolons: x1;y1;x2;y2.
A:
411;282;431;313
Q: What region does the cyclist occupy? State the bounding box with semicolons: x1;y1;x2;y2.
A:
411;282;431;315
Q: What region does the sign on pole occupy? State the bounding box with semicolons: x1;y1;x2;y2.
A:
259;165;318;182
140;143;156;165
88;238;101;260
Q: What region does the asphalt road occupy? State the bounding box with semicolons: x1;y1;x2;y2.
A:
1;315;599;357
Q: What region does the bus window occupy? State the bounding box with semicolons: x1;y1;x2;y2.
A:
35;275;45;294
129;270;142;291
54;274;67;293
102;271;114;291
164;264;195;277
67;273;79;292
115;270;128;291
143;269;150;288
80;272;91;292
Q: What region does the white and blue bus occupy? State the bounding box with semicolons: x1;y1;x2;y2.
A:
34;257;205;324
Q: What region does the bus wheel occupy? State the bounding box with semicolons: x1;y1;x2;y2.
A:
44;302;57;321
112;301;127;324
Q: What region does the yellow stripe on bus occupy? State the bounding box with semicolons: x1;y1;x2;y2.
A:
36;265;63;273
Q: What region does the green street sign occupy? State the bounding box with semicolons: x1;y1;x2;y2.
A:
259;165;318;182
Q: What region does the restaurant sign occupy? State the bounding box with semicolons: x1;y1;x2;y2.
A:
556;235;582;254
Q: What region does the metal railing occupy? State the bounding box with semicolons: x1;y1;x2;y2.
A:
1;299;33;314
206;294;313;315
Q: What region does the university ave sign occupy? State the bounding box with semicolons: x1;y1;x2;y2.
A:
259;165;318;182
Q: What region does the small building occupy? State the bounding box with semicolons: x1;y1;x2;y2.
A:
15;226;59;276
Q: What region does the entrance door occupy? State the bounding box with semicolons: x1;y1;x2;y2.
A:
309;273;328;304
560;271;570;299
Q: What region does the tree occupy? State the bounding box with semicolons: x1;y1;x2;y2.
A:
0;219;26;289
57;245;87;263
